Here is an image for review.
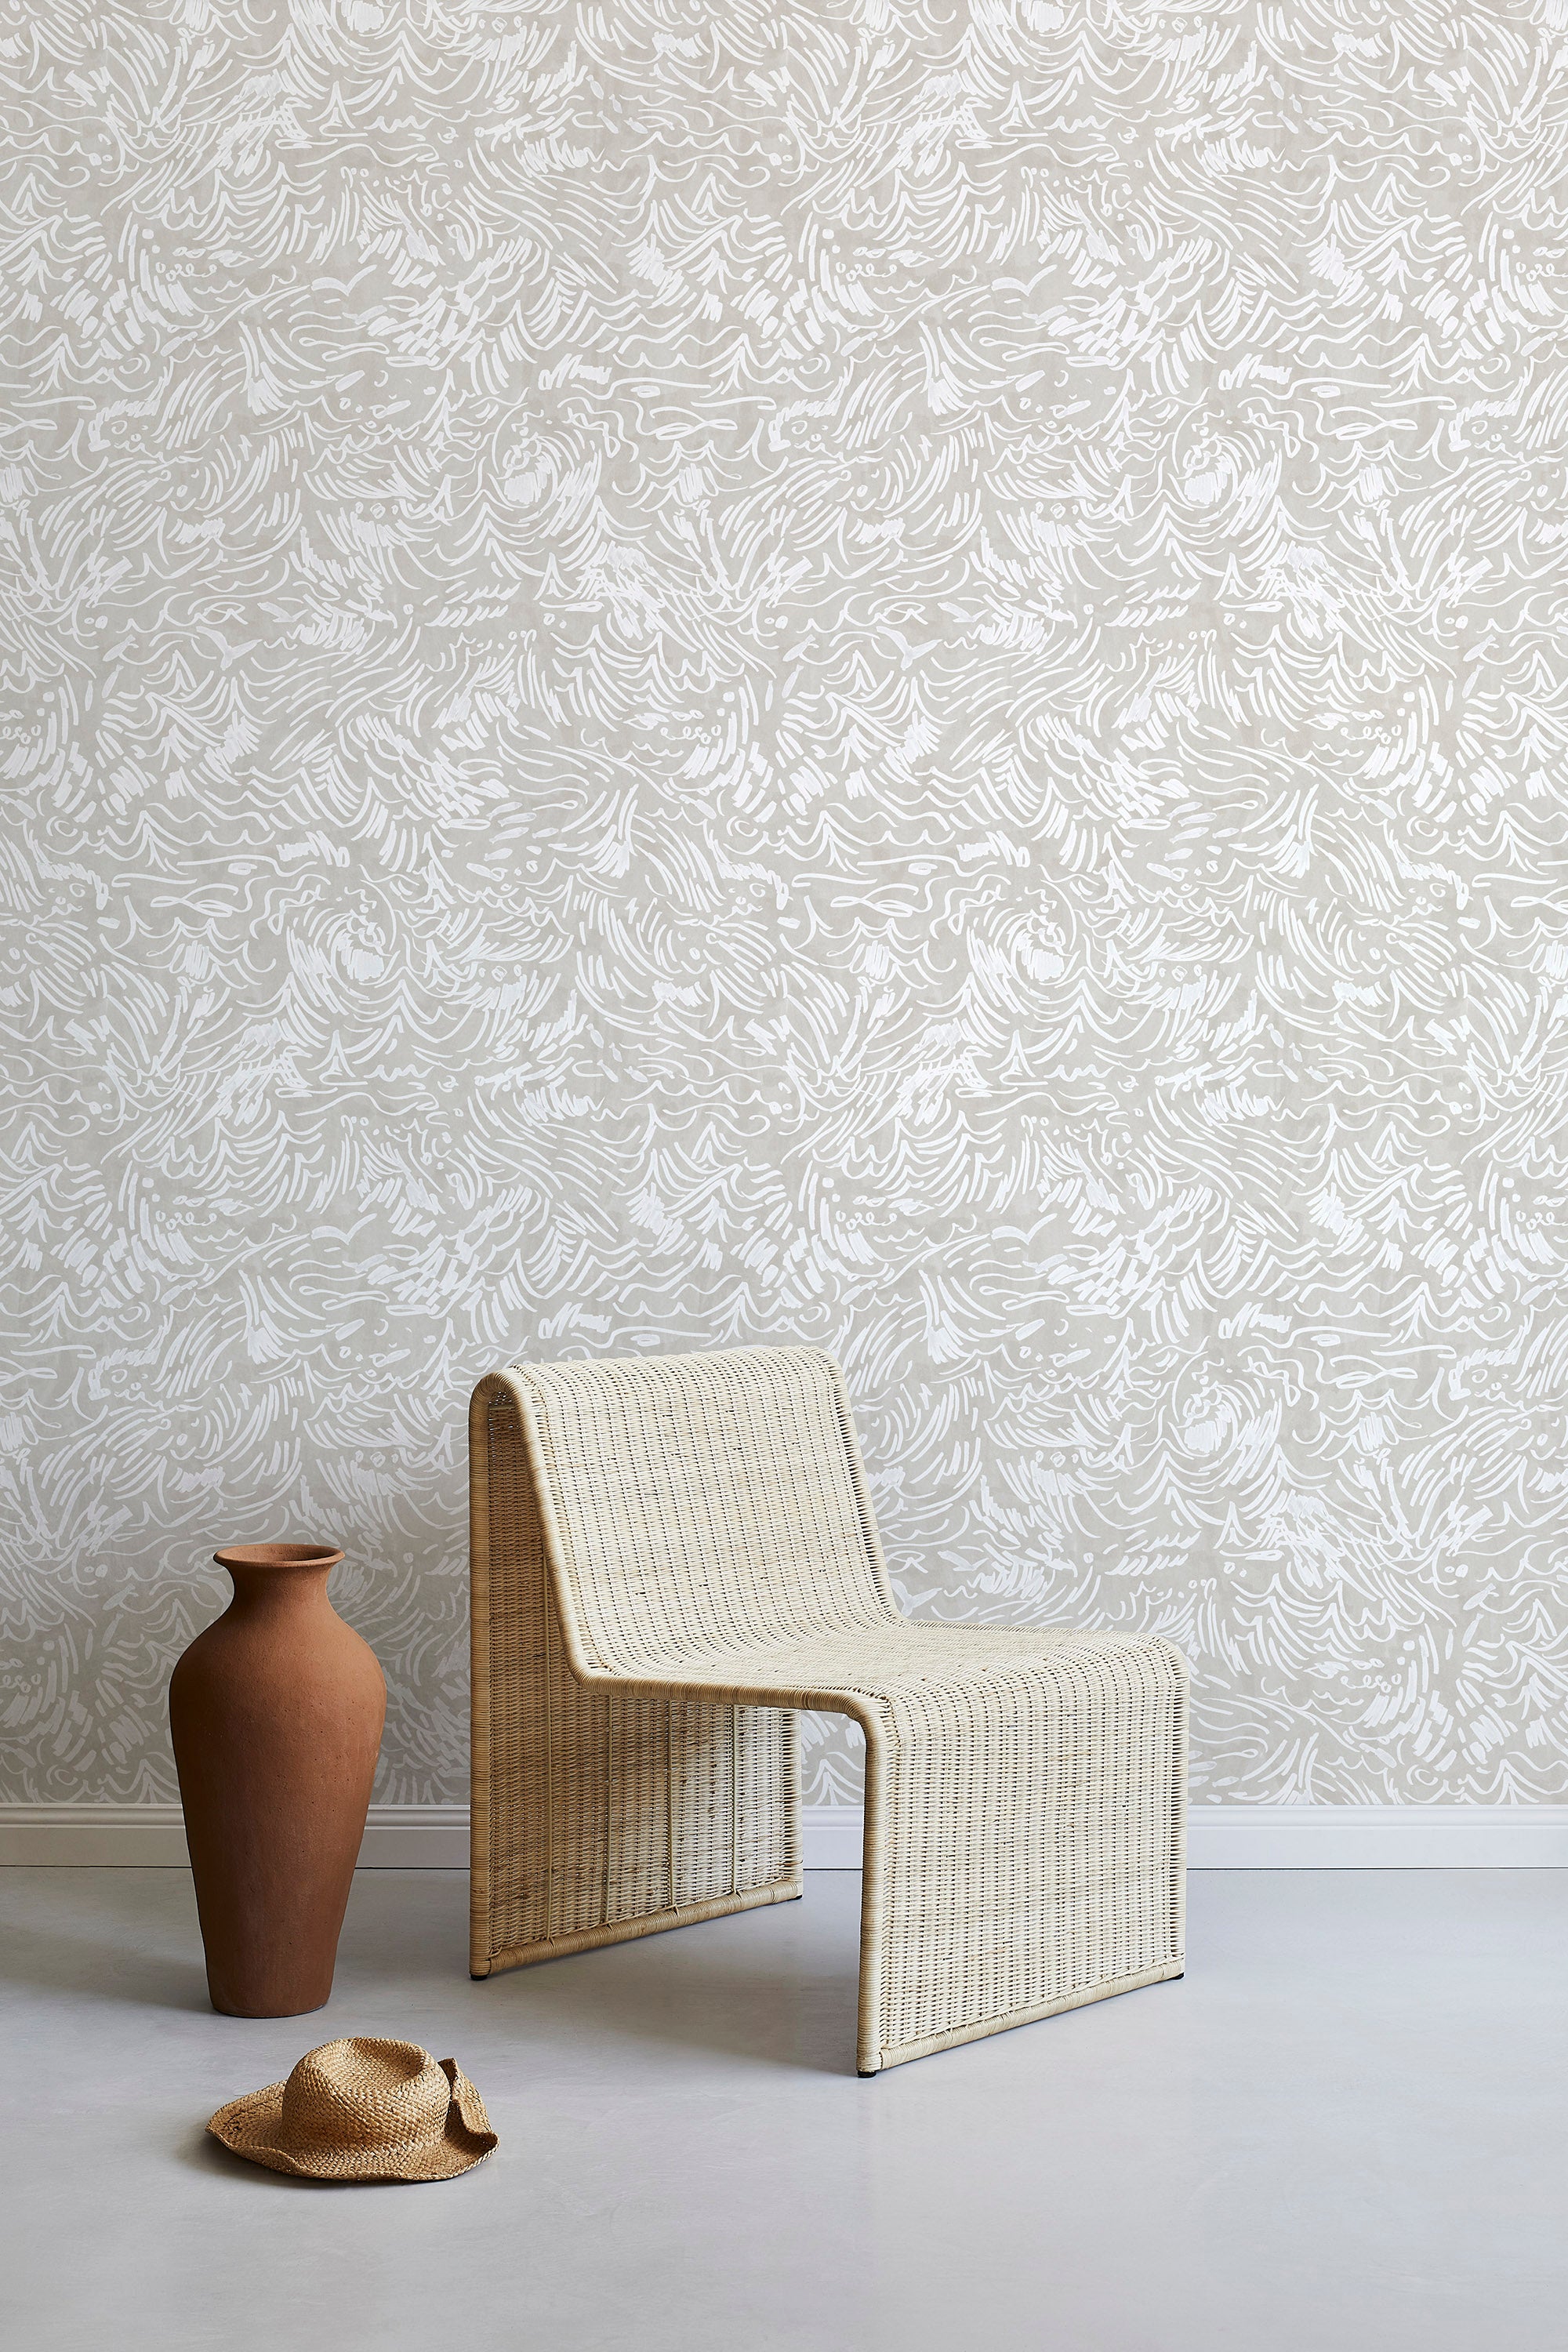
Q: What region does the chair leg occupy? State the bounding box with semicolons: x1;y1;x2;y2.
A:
855;1639;1187;2071
475;1678;803;1975
471;1382;801;1974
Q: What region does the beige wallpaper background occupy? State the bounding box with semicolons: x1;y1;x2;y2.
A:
5;1;1568;1809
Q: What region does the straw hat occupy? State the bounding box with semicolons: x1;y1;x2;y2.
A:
208;2037;498;2183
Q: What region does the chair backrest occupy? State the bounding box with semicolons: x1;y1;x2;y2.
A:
505;1345;902;1675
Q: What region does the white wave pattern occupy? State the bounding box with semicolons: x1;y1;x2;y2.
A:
3;0;1567;1809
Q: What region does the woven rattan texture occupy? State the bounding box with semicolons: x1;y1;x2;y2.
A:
208;2038;497;2183
522;1347;901;1669
473;1381;800;1971
471;1345;1185;2071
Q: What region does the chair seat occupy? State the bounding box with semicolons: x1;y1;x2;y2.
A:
604;1619;1167;1708
622;1621;1186;2066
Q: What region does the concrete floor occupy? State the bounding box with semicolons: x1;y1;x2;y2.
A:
3;1868;1566;2352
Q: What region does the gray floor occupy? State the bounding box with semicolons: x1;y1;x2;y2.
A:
4;1869;1566;2352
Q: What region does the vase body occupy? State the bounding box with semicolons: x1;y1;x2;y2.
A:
169;1544;387;2018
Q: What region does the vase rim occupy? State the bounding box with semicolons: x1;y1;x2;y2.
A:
212;1543;345;1572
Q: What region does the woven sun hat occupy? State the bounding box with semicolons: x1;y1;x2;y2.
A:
208;2037;498;2183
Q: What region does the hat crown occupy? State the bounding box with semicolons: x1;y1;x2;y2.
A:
278;2038;447;2154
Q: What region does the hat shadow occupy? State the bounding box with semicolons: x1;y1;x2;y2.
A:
177;2127;297;2183
177;2129;441;2186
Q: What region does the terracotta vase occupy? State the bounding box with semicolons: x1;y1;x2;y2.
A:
169;1543;387;2019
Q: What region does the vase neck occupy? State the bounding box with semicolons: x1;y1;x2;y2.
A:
222;1563;337;1617
212;1545;345;1618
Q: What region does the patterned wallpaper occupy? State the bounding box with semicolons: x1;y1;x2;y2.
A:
5;2;1567;1809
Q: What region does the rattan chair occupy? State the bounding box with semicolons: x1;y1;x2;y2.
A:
470;1345;1186;2073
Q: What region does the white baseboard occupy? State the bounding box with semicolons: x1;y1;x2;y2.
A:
803;1807;866;1870
4;1802;1568;1870
0;1803;468;1868
1183;1803;1568;1870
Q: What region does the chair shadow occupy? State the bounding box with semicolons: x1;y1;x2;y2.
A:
1;1871;866;2074
470;1904;863;2078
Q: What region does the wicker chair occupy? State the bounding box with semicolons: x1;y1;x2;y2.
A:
470;1345;1186;2074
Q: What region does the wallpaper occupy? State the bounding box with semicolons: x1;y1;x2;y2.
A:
5;1;1568;1809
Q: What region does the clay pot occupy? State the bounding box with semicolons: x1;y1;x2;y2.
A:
169;1544;387;2018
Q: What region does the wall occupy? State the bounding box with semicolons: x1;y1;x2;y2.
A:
5;0;1567;1812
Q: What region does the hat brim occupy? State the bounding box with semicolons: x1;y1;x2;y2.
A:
209;2060;497;2183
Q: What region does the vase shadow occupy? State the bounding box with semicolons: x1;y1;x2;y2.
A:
0;1912;211;2012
